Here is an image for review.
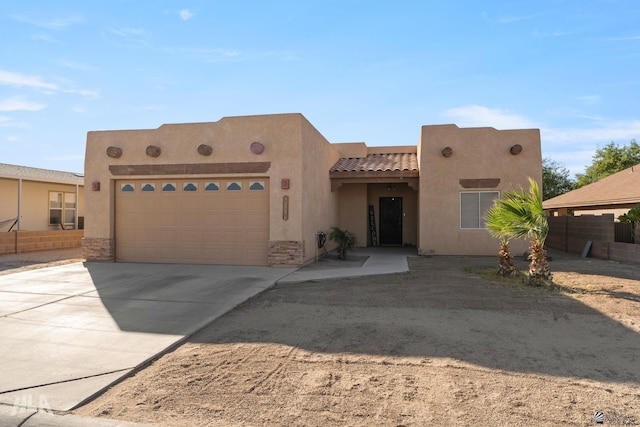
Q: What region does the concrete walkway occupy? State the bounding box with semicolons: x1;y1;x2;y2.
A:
0;247;416;426
278;246;416;283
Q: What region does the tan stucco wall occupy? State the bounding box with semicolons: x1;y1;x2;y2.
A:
84;113;339;264
418;124;541;255
300;119;342;260
337;184;368;247
0;178;18;229
0;178;84;231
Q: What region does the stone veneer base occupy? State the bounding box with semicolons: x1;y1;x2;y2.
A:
267;240;305;266
83;237;115;262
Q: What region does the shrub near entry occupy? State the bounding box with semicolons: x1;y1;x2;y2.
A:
328;227;357;260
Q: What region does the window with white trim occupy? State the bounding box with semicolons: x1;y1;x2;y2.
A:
49;192;77;227
460;191;499;229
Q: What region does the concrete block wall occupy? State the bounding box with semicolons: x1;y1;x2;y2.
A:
0;230;84;255
547;215;615;254
547;214;639;264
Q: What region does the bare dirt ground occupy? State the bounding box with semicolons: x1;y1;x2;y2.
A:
0;247;84;275
46;250;640;425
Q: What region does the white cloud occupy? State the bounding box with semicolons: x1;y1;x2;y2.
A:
482;11;540;24
62;88;101;99
0;97;46;112
107;27;152;48
10;14;84;30
542;120;640;146
576;95;600;105
58;60;97;72
531;29;574;38
441;105;539;129
441;105;640;176
31;33;58;43
607;35;640;41
0;70;58;90
179;9;193;20
0;69;98;99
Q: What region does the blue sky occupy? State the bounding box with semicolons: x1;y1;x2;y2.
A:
1;1;639;176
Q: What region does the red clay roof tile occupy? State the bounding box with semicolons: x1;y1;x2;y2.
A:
330;153;418;172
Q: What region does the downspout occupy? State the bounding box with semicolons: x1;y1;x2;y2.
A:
17;179;22;231
16;178;22;254
75;183;79;230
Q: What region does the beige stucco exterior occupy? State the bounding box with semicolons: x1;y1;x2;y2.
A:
418;124;542;256
83;113;542;265
84;113;344;264
0;171;84;232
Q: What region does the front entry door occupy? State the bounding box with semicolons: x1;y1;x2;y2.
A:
379;197;403;245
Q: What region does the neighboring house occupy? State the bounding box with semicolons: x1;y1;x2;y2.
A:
83;113;542;266
0;163;84;231
0;163;85;255
543;163;640;219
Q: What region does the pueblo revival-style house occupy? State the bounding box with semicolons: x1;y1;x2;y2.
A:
83;113;541;266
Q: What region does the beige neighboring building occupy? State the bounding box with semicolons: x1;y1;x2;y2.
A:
543;163;640;218
0;163;84;231
83;113;541;266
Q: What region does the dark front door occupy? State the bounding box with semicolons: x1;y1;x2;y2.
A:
379;197;403;245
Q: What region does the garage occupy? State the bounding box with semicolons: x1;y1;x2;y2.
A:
115;178;269;265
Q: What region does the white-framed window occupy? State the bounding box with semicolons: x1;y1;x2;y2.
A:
460;191;499;229
49;192;76;227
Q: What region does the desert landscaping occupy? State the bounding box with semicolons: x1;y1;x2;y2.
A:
74;251;640;426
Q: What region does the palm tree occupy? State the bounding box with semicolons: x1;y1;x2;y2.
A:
484;178;552;286
484;207;518;277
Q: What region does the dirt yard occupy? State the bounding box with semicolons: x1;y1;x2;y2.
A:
74;251;640;426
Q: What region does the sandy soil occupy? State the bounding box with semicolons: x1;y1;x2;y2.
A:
71;251;640;426
0;247;84;275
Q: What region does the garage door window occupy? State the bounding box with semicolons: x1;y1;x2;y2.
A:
183;182;198;192
141;183;155;192
249;181;265;191
162;183;177;192
205;182;220;191
227;182;242;191
121;183;135;192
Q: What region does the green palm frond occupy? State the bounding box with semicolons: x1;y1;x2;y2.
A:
484;178;548;243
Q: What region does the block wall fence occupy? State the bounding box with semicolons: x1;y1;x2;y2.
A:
546;214;640;264
0;230;84;255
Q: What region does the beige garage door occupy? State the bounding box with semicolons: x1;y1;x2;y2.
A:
115;178;269;265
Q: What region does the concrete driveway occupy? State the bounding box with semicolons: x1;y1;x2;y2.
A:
0;261;296;413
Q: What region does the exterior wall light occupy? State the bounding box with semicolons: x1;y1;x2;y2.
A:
442;147;453;157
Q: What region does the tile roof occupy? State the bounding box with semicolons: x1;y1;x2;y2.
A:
0;163;84;185
543;163;640;209
330;153;418;173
